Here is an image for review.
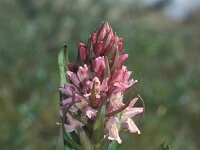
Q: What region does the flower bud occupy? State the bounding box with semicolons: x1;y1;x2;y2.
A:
92;56;106;78
78;43;87;61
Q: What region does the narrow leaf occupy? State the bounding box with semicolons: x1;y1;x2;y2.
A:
58;44;72;150
107;141;118;150
58;44;82;150
93;100;107;150
58;44;68;87
78;128;92;150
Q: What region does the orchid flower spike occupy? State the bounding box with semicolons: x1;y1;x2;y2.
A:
59;21;144;147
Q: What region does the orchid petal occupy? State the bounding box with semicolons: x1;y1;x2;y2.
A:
82;107;98;119
122;118;141;134
66;71;80;87
106;117;122;144
64;114;84;133
100;78;108;92
77;64;89;82
59;83;78;96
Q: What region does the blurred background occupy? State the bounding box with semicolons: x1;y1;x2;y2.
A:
0;0;200;149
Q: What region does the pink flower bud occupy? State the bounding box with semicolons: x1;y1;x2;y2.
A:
97;21;110;41
92;56;105;78
94;41;103;56
100;78;108;92
117;38;123;51
118;54;128;67
104;31;113;49
91;32;97;43
78;43;87;61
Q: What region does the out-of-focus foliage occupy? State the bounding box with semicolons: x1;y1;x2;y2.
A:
0;0;199;150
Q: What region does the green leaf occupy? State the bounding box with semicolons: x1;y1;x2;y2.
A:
58;44;71;150
62;129;84;150
58;44;68;87
92;100;107;150
78;128;92;150
58;44;83;150
107;141;118;150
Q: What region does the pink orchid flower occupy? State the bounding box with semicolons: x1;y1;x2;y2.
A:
59;21;144;145
106;117;122;144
